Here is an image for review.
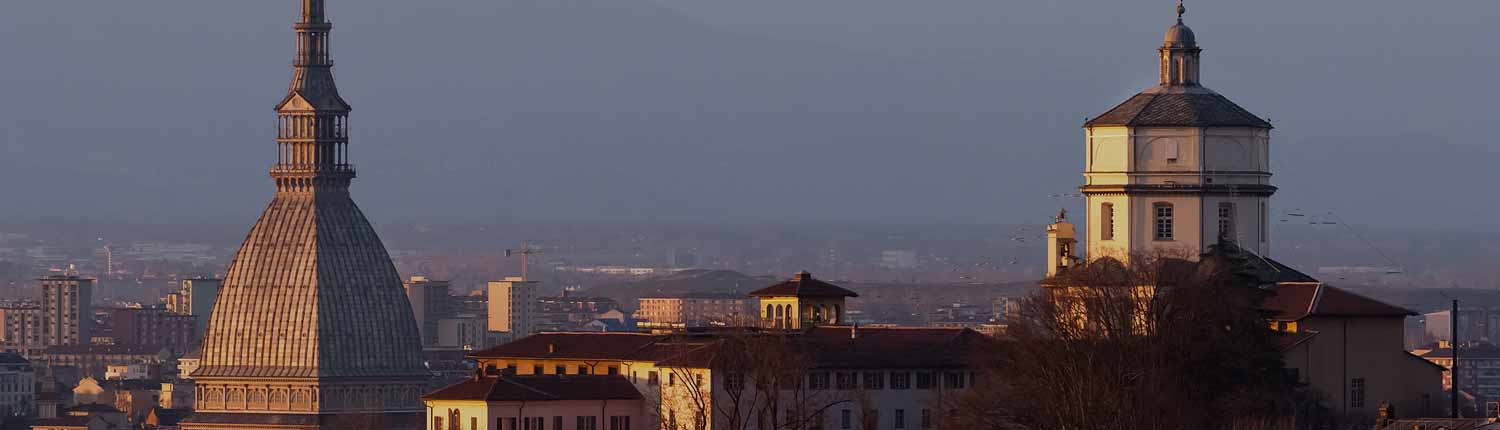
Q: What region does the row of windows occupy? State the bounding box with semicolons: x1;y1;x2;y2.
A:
1100;201;1265;243
838;408;939;429
434;414;629;430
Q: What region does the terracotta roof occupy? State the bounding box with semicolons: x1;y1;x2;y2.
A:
469;332;664;361
1265;284;1415;321
65;403;122;414
477;327;988;371
423;374;641;402
147;408;193;426
1085;85;1272;128
181;411;422;429
748;272;858;298
43;345;159;355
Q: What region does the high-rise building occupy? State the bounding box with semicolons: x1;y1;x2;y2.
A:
404;276;453;346
39;276;93;347
183;1;429;428
1077;3;1274;261
0;306;42;353
179;278;221;337
487;277;536;343
110;308;196;352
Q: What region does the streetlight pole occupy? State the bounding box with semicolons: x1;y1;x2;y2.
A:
1453;298;1460;418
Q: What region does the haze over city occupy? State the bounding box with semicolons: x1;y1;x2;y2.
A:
1;0;1493;229
0;2;1497;429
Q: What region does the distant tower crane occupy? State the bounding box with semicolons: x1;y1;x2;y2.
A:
505;241;543;281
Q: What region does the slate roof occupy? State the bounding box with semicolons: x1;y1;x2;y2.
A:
748;272;858;298
1264;284;1415;321
29;416;95;428
1085;85;1272;128
423;374;641;402
0;352;27;365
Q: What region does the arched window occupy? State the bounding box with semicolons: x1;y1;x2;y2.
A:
1100;203;1115;241
1153;203;1174;241
1217;202;1236;242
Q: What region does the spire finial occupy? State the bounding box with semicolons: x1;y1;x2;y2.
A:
1176;1;1186;24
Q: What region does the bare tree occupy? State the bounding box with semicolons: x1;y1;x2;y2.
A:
945;245;1308;430
659;331;851;430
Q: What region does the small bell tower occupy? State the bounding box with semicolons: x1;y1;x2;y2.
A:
1047;209;1080;277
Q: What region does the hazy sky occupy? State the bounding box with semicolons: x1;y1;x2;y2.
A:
0;0;1493;231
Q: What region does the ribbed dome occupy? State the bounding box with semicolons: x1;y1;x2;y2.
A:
1163;22;1197;47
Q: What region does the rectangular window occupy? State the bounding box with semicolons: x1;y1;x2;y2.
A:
471;417;477;430
1351;378;1366;408
836;372;855;390
1260;201;1268;243
648;371;660;386
921;409;931;429
809;372;830;390
1100;203;1115;241
863;372;885;390
554;417;563;430
632;371;638;383
1218;202;1236;242
608;366;619;375
577;416;598;430
669;373;676;386
841;410;851;429
895;409;905;429
609;416;630;430
1165;141;1180;163
1154;203;1174;241
944;372;966;389
506;418;517;430
915;372;933;390
555;365;565;375
533;365;543;375
890;372;911;389
578;365;589;375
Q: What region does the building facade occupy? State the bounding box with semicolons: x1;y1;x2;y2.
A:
406;276;455;347
487;277;536;343
177;278;221;339
0;352;34;418
0;305;42;356
40;276;94;347
110;308;196;353
1077;10;1274;261
422;374;643;430
182;1;430;428
635;295;755;330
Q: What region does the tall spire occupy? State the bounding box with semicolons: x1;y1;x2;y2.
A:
1159;0;1201;86
275;0;351;193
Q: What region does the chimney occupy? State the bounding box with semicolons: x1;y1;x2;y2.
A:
794;271;813;282
548;343;557;354
850;323;858;339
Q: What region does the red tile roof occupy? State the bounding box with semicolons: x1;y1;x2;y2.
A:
469;332;663;361
748;272;858;298
1264;284;1414;321
423;374;641;402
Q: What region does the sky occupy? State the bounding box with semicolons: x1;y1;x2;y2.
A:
0;0;1494;232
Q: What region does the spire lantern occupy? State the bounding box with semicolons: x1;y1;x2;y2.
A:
275;0;352;193
1159;1;1201;86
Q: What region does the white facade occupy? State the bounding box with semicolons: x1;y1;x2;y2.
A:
487;278;536;342
1083;126;1272;259
0;355;34;418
